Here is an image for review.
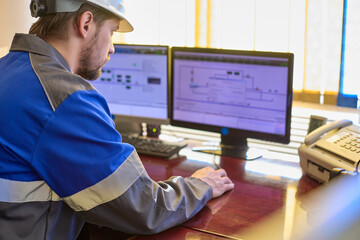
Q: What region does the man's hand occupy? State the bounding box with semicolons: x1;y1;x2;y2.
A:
191;167;234;198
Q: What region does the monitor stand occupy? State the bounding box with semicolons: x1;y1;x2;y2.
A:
114;119;143;136
192;134;262;160
114;118;162;138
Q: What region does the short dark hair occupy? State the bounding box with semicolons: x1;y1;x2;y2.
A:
29;3;114;40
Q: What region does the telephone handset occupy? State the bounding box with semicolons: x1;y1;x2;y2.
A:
304;119;353;145
299;119;360;183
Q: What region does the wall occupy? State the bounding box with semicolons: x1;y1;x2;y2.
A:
0;0;35;57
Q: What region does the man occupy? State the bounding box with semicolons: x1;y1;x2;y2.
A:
0;1;234;239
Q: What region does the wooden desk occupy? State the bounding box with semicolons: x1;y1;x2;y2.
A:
86;146;320;240
83;102;360;239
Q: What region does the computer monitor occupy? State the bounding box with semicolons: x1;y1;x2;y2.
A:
92;44;169;135
170;47;294;159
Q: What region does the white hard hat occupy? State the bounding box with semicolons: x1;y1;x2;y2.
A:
30;0;133;32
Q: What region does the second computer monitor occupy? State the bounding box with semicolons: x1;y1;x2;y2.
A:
170;47;294;159
92;44;169;134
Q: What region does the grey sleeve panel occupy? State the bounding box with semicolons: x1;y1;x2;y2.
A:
30;52;95;111
10;34;97;112
0;201;84;240
77;172;212;234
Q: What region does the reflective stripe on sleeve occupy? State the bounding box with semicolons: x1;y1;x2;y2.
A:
63;150;145;211
0;150;144;211
0;178;60;203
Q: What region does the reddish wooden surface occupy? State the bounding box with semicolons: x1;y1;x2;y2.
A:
144;153;318;239
88;150;320;240
89;225;224;240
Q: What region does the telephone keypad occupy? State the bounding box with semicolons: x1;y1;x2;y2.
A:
329;129;360;155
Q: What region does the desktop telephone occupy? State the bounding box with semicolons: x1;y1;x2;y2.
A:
299;119;360;183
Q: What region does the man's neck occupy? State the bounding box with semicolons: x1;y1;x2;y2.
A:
46;37;81;74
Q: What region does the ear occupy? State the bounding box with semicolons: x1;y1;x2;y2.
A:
78;11;95;39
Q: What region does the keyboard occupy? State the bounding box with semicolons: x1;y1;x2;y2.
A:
121;134;187;158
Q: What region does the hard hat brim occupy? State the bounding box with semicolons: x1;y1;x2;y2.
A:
86;0;134;32
105;7;134;33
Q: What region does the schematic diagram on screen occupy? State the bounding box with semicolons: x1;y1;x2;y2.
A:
176;65;288;111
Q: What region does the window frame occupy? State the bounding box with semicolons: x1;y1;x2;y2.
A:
337;0;358;108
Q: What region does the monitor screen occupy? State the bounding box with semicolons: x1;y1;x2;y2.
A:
170;47;294;159
92;44;169;134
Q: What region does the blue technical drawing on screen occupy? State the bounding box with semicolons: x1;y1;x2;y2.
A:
172;52;289;135
91;44;168;120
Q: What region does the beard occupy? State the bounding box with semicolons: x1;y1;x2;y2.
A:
77;33;107;80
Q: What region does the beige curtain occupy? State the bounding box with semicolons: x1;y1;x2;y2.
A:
117;0;345;104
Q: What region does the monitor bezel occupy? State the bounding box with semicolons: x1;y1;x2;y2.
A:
102;43;171;126
170;46;294;144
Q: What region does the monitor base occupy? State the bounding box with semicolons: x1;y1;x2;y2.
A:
192;134;263;160
221;145;262;160
192;146;262;160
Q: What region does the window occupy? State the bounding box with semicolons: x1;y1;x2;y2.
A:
117;0;347;107
338;0;360;108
